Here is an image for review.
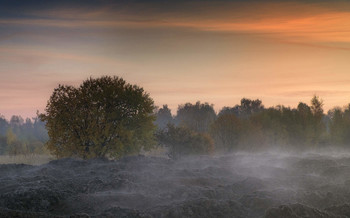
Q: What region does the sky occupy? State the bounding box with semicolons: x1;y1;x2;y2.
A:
1;0;350;119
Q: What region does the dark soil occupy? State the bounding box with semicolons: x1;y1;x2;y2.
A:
1;152;350;217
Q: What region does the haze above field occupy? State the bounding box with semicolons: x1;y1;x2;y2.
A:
1;0;350;119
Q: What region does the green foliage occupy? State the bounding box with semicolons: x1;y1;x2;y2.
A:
328;107;345;145
217;98;264;119
210;113;242;151
157;124;214;158
240;98;264;118
328;105;350;146
176;101;216;133
249;107;288;147
239;99;325;149
218;105;240;117
3;93;350;157
208;97;329;151
40;76;156;159
237;119;266;150
0;113;48;156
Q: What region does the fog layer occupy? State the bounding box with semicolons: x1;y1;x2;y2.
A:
1;152;350;217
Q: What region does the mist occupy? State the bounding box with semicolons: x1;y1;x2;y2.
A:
1;150;350;217
2;0;350;217
2;97;350;217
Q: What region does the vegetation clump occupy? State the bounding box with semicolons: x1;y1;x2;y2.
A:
3;87;350;159
0;114;47;156
40;76;156;159
156;124;214;159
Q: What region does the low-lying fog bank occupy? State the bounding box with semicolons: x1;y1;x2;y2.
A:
1;151;350;217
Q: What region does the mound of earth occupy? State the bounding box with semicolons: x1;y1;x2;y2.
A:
1;152;350;217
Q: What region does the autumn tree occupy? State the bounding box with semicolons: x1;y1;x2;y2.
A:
40;76;156;159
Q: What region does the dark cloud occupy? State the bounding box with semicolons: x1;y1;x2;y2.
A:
1;0;350;119
2;0;349;20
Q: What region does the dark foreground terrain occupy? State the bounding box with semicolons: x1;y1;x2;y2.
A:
1;152;350;218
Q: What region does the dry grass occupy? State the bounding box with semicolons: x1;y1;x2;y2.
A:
0;147;168;165
0;154;55;165
141;146;168;157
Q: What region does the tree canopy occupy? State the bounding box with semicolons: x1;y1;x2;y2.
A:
40;76;156;159
176;101;216;133
4;93;350;158
154;105;173;130
157;124;214;158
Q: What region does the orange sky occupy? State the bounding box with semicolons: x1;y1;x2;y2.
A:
1;1;350;119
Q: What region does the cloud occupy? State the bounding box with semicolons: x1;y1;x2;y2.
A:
1;0;350;118
1;1;350;46
278;90;350;97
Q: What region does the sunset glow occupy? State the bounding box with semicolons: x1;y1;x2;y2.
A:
1;0;350;119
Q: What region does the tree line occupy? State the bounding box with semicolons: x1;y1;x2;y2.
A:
0;114;48;155
155;96;350;155
2;76;350;159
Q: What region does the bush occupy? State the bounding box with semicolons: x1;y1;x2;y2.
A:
157;124;214;158
210;114;241;151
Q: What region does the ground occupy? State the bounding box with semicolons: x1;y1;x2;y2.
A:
0;154;54;165
1;152;350;217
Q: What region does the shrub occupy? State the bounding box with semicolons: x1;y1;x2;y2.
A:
157;124;214;158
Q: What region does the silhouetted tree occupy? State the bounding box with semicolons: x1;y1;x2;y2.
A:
310;96;326;145
176;101;216;133
10;115;24;127
0;136;6;154
240;98;264;118
218;105;240;117
33;112;49;142
295;102;315;145
210;113;242;151
311;95;324;120
0;115;8;136
155;105;173;130
328;107;345;145
328;104;350;146
0;116;8;154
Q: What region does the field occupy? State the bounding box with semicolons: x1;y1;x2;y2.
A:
0;154;54;165
1;152;350;217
